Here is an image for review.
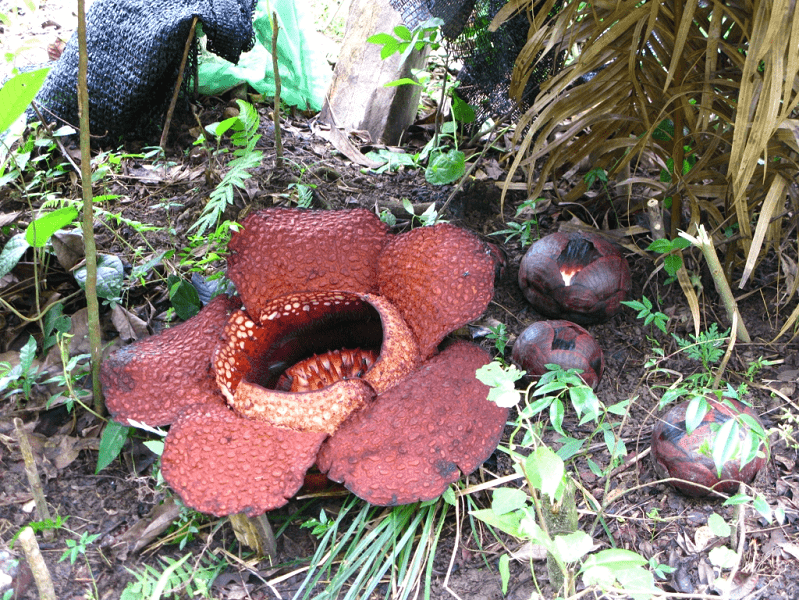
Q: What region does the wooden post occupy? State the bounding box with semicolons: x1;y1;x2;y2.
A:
320;0;428;145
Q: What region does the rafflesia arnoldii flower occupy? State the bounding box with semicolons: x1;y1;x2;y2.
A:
101;208;508;516
518;231;631;324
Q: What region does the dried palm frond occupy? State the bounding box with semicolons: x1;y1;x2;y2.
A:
493;0;799;335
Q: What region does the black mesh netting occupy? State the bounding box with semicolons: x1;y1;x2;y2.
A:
389;0;563;124
32;0;256;143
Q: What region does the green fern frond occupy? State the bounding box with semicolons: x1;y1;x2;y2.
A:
190;101;263;236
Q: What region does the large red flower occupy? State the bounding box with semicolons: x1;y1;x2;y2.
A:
101;209;508;515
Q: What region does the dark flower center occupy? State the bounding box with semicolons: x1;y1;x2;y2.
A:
557;238;601;285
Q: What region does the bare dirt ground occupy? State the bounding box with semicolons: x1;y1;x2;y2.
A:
1;3;799;600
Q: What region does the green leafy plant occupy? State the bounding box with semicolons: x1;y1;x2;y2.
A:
401;198;445;227
622;295;669;335
367;18;443;63
96;420;130;474
44;333;92;412
486;322;509;356
10;515;68;547
42;302;72;353
490;198;541;247
0;335;40;403
647;236;692;279
472;361;667;596
672;393;768;482
191;99;262;235
471;447;659;598
59;530;101;564
673;323;729;371
121;551;225;600
424;119;465;185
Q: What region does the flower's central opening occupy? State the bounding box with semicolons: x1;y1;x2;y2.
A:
215;292;383;399
557;238;600;286
213;291;425;434
251;296;383;393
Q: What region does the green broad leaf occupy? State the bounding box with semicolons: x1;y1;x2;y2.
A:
441;486;456;506
476;362;524;408
524;446;564;501
518;513;553;549
169;278;201;321
384;77;422;87
739;412;767;438
380;38;400;60
425;149;465;185
25;207;79;247
752;494;772;522
521;394;553;418
393;25;412;40
475;361;524;387
707;513;731;537
74;254;125;302
143;440;165;456
580;548;648;574
367;32;397;45
684;396;707;435
615;566;658;600
0;233;30;279
96;420;129;473
740;431;763;467
570;385;600;421
556;436;585;461
0;67;49;133
582;565;615;589
52;125;76;136
206;116;239;138
498;554;510;595
621;299;646;312
491;487;528;516
19;335;37;373
549;397;566;436
486;384;521;408
469;508;524;539
553;531;593;564
708;546;738;569
451;91;476;124
711;417;740;477
607;399;631;416
646;239;673;253
663;253;683;276
723;493;751;506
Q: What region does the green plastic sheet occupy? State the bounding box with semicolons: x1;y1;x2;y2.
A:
198;0;332;111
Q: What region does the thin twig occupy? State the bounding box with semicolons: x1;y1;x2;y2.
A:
272;12;284;169
160;16;199;149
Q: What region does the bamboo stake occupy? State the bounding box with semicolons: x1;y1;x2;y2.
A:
13;418;53;542
18;527;56;600
77;0;104;414
679;225;751;343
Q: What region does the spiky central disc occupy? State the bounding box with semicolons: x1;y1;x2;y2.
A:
277;348;378;392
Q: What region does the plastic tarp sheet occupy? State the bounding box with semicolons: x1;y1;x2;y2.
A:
199;0;332;111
